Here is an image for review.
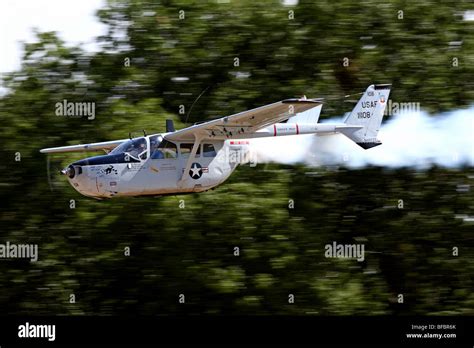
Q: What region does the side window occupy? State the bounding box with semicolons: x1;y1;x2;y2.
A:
203;143;217;157
152;140;177;159
180;143;193;158
149;135;162;153
179;143;201;158
196;144;201;157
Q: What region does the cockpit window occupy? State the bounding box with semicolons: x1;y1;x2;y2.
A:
152;139;177;159
110;137;148;160
149;135;162;153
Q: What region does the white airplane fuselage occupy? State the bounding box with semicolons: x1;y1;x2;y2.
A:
63;122;361;199
66;137;243;198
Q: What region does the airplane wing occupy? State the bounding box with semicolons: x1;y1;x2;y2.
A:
40;139;128;154
165;98;323;142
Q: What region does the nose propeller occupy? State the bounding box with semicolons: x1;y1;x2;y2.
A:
60;165;76;179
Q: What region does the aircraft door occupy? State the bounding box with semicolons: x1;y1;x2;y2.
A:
146;138;179;194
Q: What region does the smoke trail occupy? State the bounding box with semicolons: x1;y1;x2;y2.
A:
252;106;474;168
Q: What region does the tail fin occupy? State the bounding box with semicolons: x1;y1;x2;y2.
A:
340;84;391;149
288;104;322;124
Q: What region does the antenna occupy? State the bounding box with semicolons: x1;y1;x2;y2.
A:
185;85;211;124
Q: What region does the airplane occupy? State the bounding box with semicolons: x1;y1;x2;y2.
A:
40;84;391;199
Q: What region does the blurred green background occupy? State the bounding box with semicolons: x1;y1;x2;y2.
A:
0;0;473;315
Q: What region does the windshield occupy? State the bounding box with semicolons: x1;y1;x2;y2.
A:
110;137;148;160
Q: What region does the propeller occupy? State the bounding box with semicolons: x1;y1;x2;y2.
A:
46;154;71;191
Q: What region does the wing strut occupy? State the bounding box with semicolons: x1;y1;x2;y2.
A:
177;134;203;186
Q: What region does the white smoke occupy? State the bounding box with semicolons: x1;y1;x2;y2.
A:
252;106;474;168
